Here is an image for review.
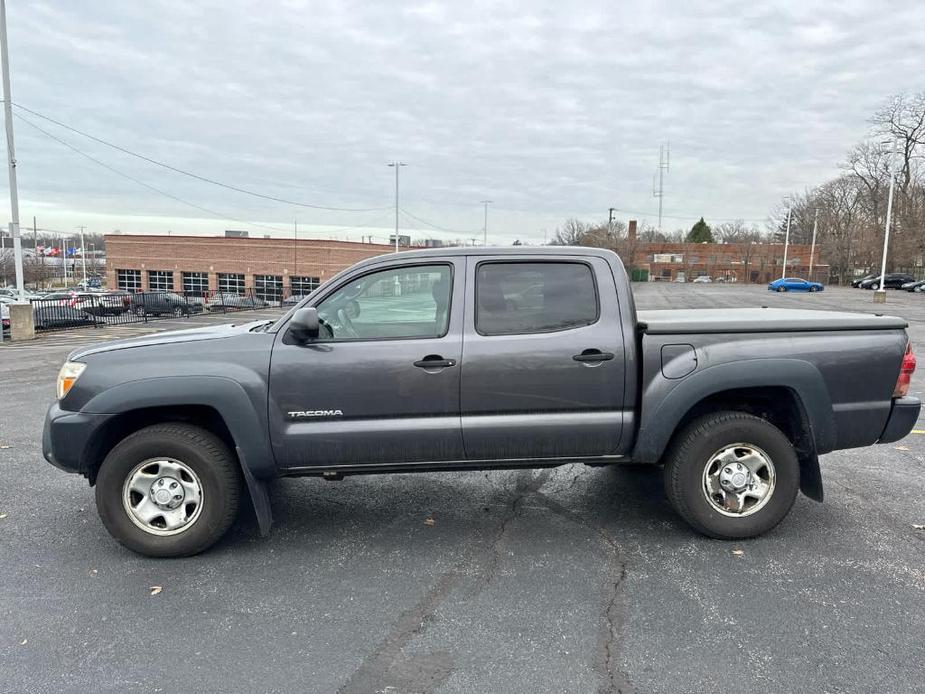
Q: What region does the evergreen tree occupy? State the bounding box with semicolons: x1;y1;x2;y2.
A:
686;217;714;243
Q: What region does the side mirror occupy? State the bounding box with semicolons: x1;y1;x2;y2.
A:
290;307;320;342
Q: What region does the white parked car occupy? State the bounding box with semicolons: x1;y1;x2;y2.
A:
692;276;712;283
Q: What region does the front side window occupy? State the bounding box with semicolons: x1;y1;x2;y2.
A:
476;262;598;336
315;264;451;341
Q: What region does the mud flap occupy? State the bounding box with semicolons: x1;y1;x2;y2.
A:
798;450;823;502
237;446;273;536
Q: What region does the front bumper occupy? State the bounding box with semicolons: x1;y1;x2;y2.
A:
42;402;113;476
878;397;922;444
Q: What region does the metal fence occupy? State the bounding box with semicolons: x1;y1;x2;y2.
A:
29;288;301;333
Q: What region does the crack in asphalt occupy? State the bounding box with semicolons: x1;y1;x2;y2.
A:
338;469;553;693
475;469;552;593
537;493;634;694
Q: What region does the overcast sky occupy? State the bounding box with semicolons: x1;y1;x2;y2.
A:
1;0;923;245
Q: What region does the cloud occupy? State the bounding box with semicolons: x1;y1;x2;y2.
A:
0;0;922;243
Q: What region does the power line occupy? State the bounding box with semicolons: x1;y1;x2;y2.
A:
399;207;480;235
15;113;325;236
10;101;390;213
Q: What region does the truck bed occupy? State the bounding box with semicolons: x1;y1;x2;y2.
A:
637;308;908;334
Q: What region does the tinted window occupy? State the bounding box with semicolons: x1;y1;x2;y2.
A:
476;262;598;335
316;265;451;341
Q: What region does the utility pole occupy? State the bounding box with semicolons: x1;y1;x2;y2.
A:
653;142;670;234
780;205;792;280
808;208;819;279
77;225;87;282
388;162;406;252
874;140;898;304
293;219;298;273
480;200;492;246
0;0;25;302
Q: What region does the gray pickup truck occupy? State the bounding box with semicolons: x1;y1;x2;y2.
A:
43;247;920;557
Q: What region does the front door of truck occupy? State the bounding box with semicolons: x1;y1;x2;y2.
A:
269;259;465;468
460;256;626;460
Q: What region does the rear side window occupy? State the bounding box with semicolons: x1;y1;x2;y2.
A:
476;262;598;335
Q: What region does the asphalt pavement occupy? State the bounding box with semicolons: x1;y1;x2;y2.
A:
0;284;923;693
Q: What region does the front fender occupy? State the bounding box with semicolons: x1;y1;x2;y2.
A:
81;375;276;480
632;358;836;464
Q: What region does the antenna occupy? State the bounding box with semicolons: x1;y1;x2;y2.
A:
652;141;670;233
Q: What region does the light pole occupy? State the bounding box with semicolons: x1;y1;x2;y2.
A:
808;208;818;279
780;205;792;280
874;140;898;304
388;162;406;252
0;0;25;302
77;225;87;283
480;200;492;246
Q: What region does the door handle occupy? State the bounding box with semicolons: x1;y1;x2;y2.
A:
413;355;457;369
573;349;615;363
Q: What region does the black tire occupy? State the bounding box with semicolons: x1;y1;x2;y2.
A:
809;286;818;292
133;305;146;317
95;423;242;557
663;411;799;540
172;305;186;317
777;286;786;292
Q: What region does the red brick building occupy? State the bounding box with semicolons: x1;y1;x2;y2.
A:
104;234;394;297
633;240;826;283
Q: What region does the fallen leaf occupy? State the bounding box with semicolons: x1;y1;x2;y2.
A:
0;513;7;519
149;586;162;596
424;517;435;527
913;524;925;530
19;639;27;645
88;569;98;577
731;549;745;556
894;445;910;451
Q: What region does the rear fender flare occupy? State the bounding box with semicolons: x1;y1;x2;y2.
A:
633;358;835;465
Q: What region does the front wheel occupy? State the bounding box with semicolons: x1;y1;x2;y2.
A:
173;305;186;317
95;423;242;557
663;411;799;539
809;286;818;292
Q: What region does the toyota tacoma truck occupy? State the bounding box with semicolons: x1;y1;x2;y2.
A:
42;247;920;557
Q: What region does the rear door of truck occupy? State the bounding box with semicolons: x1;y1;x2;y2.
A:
460;254;627;459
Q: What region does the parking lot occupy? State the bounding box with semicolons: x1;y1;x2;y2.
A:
1;283;923;693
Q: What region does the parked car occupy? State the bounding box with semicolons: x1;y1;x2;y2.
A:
768;277;824;293
74;291;132;317
42;247;921;557
851;274;877;288
33;305;99;330
859;273;914;290
901;280;925;292
692;276;712;283
206;293;269;311
130;292;203;317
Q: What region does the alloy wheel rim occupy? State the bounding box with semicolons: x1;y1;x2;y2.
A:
122;458;204;536
702;443;776;517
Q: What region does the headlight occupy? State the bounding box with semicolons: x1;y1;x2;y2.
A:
56;361;86;400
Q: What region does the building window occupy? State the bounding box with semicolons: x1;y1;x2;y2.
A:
217;273;245;294
116;269;142;291
254;275;283;302
147;270;174;291
182;271;209;295
290;275;320;298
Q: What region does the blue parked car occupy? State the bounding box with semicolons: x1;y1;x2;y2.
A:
768;277;824;293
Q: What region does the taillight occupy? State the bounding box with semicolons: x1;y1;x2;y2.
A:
894;342;916;398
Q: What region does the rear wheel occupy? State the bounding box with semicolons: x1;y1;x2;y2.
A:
95;423;242;557
872;283;880;290
172;305;186;317
663;411;799;539
777;286;786;292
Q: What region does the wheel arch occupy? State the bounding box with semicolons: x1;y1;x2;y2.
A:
633;359;834;501
80;376;276;534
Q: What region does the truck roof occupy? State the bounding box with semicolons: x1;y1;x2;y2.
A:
638;308;908;334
